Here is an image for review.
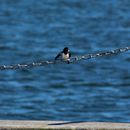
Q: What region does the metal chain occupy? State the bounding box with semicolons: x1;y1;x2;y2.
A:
0;46;130;70
70;46;130;62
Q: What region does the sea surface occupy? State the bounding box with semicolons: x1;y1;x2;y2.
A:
0;0;130;122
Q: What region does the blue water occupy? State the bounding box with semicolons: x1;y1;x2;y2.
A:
0;0;130;122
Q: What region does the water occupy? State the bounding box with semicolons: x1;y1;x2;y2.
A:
0;0;130;122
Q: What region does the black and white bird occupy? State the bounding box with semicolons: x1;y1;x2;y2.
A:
55;47;71;64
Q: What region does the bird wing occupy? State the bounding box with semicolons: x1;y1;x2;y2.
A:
55;52;61;60
69;52;71;58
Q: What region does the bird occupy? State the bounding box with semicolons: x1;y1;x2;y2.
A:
55;47;71;64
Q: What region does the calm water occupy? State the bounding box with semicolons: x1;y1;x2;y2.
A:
0;0;130;122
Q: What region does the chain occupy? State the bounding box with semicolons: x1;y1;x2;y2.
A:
0;46;130;70
70;46;130;62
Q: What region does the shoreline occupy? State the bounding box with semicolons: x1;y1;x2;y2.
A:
0;120;129;130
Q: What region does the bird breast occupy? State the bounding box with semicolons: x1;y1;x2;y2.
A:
61;53;69;61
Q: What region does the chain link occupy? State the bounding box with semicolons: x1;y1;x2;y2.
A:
0;46;130;70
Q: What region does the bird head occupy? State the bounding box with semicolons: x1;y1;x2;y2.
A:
63;47;69;54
